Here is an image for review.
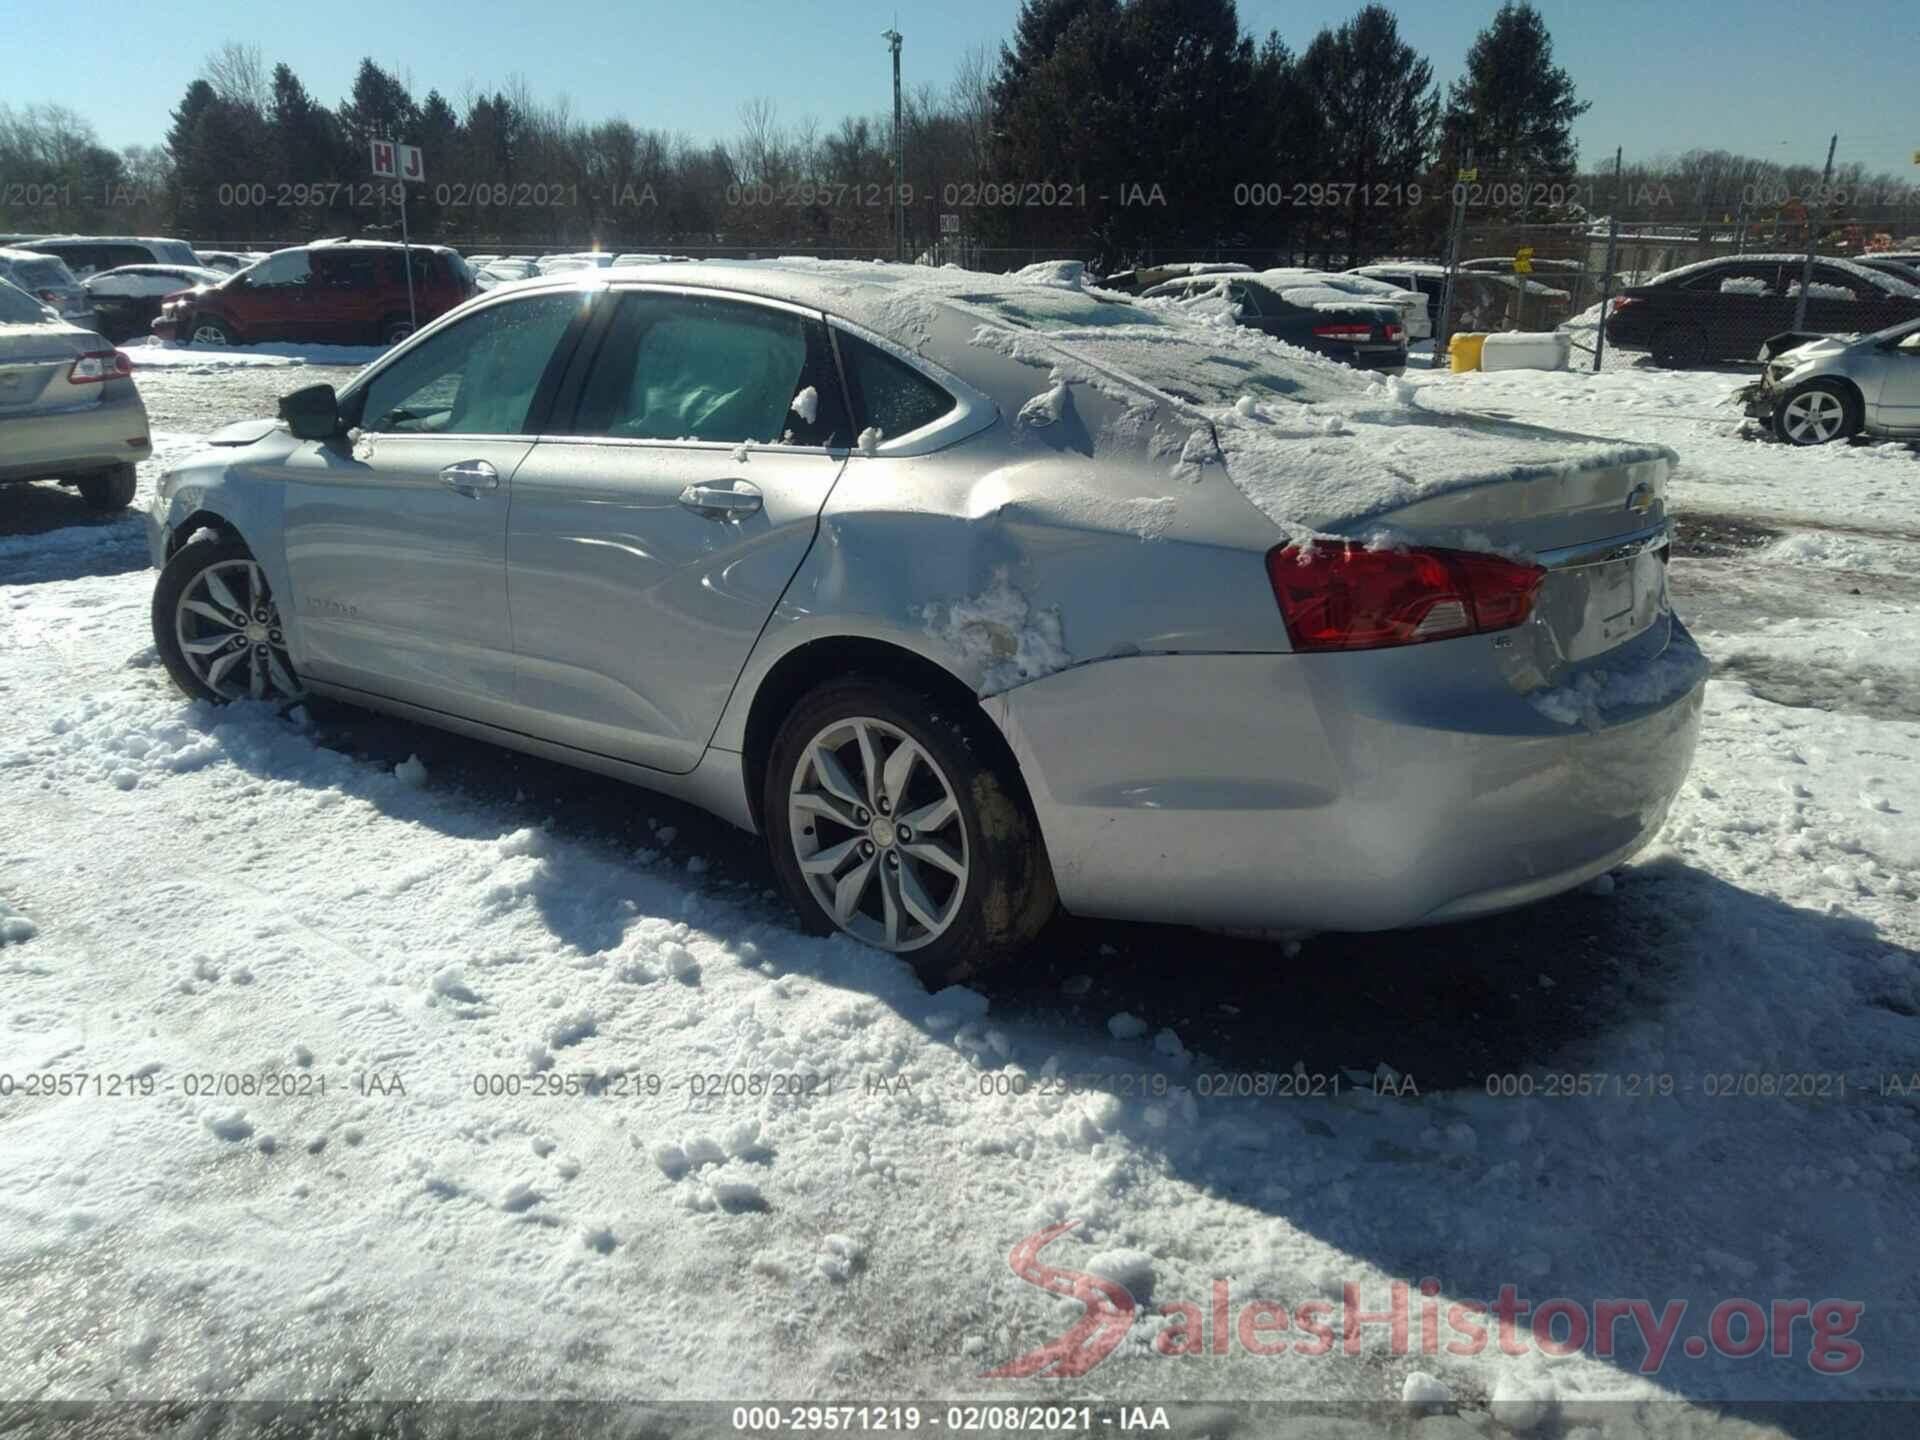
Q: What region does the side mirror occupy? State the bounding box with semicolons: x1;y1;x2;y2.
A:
280;383;342;440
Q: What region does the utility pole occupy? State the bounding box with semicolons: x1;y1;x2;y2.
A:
1793;133;1838;331
1436;146;1474;361
1592;146;1623;373
884;26;905;263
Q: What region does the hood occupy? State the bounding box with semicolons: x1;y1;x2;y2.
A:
205;417;287;446
1760;330;1855;365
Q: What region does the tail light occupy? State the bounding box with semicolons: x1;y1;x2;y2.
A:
36;289;62;305
1383;323;1405;341
68;350;132;384
1265;542;1546;652
1313;323;1373;339
1610;297;1638;313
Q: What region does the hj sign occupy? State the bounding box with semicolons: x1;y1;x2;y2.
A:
369;140;424;182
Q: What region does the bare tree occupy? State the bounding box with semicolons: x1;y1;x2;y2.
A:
203;42;269;112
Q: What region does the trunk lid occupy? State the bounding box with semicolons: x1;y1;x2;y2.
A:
0;322;94;413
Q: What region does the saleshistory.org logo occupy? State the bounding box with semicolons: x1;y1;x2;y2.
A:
983;1223;1866;1379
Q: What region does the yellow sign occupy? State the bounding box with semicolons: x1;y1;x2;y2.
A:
1457;167;1478;182
1913;150;1920;165
1513;245;1534;275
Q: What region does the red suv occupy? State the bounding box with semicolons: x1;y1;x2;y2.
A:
152;240;475;348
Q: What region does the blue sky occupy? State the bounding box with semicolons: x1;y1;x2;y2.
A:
7;0;1915;177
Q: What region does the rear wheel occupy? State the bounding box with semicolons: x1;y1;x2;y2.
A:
189;315;233;347
1773;379;1861;446
152;534;304;704
1649;323;1708;368
380;317;416;346
76;464;136;510
764;677;1055;986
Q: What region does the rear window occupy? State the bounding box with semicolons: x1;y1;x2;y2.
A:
313;250;385;288
0;279;52;323
151;241;199;265
834;330;956;440
16;257;73;288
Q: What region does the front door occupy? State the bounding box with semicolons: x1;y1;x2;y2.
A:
224;249;316;343
507;288;853;773
280;288;587;723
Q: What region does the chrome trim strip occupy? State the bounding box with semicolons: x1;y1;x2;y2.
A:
1535;519;1672;570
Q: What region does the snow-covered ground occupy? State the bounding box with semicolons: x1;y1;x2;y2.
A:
2;356;1917;1435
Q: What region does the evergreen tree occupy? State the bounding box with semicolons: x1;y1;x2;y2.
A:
1443;1;1589;181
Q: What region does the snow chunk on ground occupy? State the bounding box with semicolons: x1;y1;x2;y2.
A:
1490;1372;1557;1432
393;754;429;787
921;569;1071;694
1085;1247;1155;1303
1107;1012;1148;1040
0;899;36;946
1401;1371;1452;1406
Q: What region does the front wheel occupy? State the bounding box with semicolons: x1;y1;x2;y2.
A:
77;464;136;510
1773;380;1860;446
764;677;1055;985
189;315;233;347
152;534;305;704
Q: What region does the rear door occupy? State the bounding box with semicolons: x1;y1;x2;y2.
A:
279;288;587;722
1797;264;1898;336
506;287;851;773
1679;261;1786;359
309;249;386;343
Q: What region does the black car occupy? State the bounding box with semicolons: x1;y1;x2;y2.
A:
1141;275;1407;371
1604;253;1920;366
82;263;226;341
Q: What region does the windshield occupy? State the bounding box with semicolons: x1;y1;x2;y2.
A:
15;256;73;289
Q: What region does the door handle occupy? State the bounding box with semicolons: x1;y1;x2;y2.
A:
440;459;499;496
678;479;762;520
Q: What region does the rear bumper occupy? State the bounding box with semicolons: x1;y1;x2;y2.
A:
0;391;151;484
987;622;1708;932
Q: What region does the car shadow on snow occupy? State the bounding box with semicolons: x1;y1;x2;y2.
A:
234;698;1918;1425
0;480;152;584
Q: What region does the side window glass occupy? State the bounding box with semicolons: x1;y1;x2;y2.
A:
1794;269;1861;302
250;251;313;290
571;293;847;446
356;292;581;436
834;330;956;444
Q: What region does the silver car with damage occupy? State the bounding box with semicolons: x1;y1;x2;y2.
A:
1739;317;1920;445
146;261;1705;982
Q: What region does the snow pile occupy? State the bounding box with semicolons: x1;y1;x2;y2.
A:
1788;281;1858;302
1720;277;1772;296
125;337;387;371
920;570;1071;695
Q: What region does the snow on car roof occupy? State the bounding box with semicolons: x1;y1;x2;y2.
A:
559;257;1671;539
1649;252;1920;298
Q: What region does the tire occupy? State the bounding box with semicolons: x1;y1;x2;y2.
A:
77;464;136;510
1649;323;1708;368
1773;379;1861;446
152;533;304;705
189;314;233;347
764;676;1056;986
380;318;416;346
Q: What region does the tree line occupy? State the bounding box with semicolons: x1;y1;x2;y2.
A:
1;2;1915;272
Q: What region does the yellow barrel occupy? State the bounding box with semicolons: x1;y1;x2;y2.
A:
1449;333;1488;372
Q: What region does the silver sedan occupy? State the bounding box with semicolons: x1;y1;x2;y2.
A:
146;262;1706;983
1742;318;1920;445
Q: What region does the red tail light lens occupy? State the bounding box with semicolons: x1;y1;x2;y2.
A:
1384;323;1405;341
1610;297;1638;313
1313;323;1373;339
1265;543;1546;652
68;350;132;384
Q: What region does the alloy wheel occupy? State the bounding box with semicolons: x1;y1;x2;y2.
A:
191;323;229;346
1781;390;1845;444
787;716;969;952
173;559;303;702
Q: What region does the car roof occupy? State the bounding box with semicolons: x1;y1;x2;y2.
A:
22;234;188;247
